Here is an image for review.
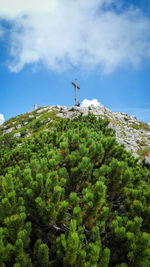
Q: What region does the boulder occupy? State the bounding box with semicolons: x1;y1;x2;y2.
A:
14;132;21;138
5;127;15;134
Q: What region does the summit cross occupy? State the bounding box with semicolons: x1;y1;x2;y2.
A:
72;79;80;106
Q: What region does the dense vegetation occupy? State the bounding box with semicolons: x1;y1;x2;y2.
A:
0;113;150;266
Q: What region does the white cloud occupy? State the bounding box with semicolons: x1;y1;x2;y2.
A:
0;0;57;17
0;0;150;73
81;99;103;107
0;114;5;125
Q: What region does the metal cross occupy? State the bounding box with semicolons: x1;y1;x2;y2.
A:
72;79;80;106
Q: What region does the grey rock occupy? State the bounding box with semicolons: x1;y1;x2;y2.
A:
3;125;9;129
5;127;15;134
14;132;21;138
36;115;41;119
16;124;22;130
26;133;31;138
17;143;22;147
37;107;49;113
55;105;61;109
56;113;68;118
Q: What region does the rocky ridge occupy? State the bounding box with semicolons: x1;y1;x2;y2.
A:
1;105;150;159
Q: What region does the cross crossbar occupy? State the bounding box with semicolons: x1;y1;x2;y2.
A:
72;82;80;90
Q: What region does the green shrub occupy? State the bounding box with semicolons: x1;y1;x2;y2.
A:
0;113;150;266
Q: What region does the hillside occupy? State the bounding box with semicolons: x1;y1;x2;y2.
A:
1;105;150;159
0;106;150;266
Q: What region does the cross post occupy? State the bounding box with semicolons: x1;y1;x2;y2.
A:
72;79;80;106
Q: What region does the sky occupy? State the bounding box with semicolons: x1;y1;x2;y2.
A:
0;0;150;124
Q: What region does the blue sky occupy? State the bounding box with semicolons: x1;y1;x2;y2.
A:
0;0;150;123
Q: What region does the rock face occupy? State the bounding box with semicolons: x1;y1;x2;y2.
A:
1;105;150;158
53;105;150;158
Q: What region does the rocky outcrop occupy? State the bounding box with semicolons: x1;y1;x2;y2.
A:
1;105;150;158
53;105;150;158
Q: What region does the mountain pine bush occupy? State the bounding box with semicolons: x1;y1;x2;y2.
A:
0;112;150;266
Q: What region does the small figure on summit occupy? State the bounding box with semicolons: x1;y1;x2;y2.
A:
72;79;80;106
34;104;38;110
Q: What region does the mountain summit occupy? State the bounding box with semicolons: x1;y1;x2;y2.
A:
1;105;150;159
